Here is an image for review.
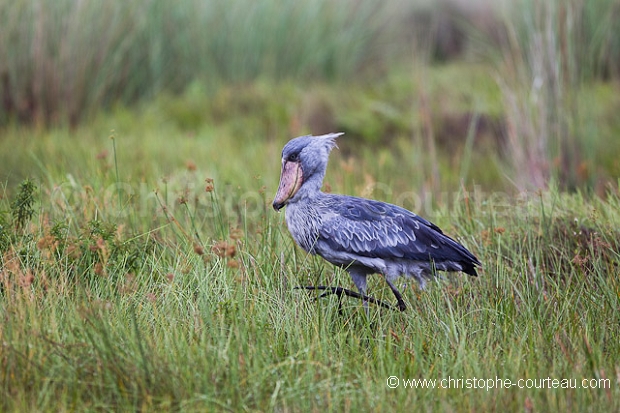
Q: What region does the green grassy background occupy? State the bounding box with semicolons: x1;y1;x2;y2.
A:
1;0;620;411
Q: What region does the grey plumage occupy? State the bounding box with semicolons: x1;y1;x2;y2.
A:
273;133;481;311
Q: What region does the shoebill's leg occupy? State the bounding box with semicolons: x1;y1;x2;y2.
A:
349;269;369;315
384;277;407;312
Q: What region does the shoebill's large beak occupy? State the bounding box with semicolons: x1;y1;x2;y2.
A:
272;159;303;211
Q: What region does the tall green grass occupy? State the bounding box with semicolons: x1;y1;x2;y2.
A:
1;108;619;410
0;0;405;126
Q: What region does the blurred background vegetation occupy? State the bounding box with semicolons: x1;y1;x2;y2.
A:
1;0;619;193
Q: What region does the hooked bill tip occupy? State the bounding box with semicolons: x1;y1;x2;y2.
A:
272;201;285;211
